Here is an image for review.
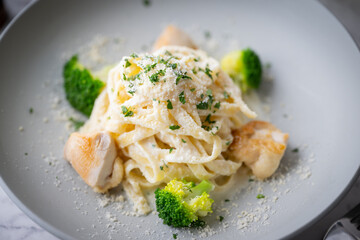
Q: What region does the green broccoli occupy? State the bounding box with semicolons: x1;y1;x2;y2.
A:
155;179;214;228
221;48;262;92
63;55;105;117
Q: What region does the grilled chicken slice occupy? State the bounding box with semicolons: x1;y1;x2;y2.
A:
64;131;123;193
153;25;197;51
229;121;288;180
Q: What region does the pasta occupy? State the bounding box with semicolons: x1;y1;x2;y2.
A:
79;46;258;213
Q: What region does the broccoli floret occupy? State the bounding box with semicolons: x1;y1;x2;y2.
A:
155;179;214;228
63;55;105;117
221;48;262;92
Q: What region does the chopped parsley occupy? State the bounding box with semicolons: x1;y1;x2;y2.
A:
179;91;186;104
169;148;174;153
181;139;186;143
128;73;140;81
162;160;169;168
69;117;85;131
130;53;138;58
256;194;265;199
214;102;221;109
248;178;255;182
167;100;173;109
201;125;211;131
192;67;197;74
128;90;135;96
292;148;299;153
169;125;180;130
205;114;215;124
204;67;213;79
149;70;166;83
125;59;131;68
194;57;200;62
29;108;34;114
175;72;192;85
144;63;157;73
226;141;232;146
121;106;134;117
219;216;224;222
196;101;208;110
158;69;166;76
165;50;172;56
204;30;211;39
225;199;230;202
160;166;164;171
190;88;196;92
149;73;160;83
197;89;214;110
123;73;127;81
169;63;177;69
143;0;151;7
223;91;230;99
173;233;177;239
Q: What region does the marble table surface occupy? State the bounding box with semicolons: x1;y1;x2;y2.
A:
0;0;360;239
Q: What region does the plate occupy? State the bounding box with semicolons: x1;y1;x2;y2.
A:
1;0;360;239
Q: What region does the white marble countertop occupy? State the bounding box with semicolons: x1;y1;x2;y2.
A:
0;0;360;239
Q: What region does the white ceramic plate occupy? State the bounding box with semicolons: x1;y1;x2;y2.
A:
1;0;360;239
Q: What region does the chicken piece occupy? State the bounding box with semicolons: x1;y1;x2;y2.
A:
229;121;288;180
153;25;197;51
64;131;123;193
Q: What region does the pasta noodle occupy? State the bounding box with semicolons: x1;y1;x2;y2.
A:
80;46;256;213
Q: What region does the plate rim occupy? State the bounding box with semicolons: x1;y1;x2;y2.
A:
0;1;359;239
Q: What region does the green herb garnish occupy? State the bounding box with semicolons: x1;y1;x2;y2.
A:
256;194;265;199
214;102;221;109
125;59;131;68
130;53;138;58
205;114;215;124
149;73;159;83
179;91;186;104
196;101;208;110
167;100;173;109
175;72;192;85
69;117;85;130
121;106;134;117
204;31;211;39
169;125;180;130
204;67;213;79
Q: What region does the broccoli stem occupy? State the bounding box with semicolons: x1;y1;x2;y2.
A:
187;180;214;199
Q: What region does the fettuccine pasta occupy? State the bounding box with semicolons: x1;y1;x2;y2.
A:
80;46;257;213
